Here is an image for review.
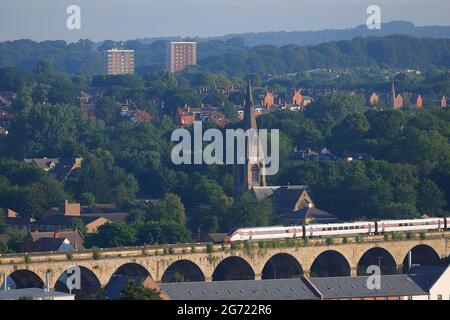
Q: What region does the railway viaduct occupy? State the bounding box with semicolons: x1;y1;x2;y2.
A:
0;232;449;297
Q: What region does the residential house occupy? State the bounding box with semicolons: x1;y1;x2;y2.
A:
3;209;35;231
21;230;85;252
24;158;82;181
408;265;450;300
36;201;128;233
120;109;151;123
0;91;16;108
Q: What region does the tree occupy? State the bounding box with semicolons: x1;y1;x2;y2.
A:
392;129;450;171
146;193;186;224
0;208;6;234
331;113;369;155
70;218;86;234
225;192;273;230
7;229;27;253
0;159;66;219
66;149;139;204
95;97;122;125
416;179;447;216
0;241;8;254
304;92;366;136
293;120;324;149
136;221;191;245
120;280;162;300
86;223;137;248
8;103;101;158
80;192;96;206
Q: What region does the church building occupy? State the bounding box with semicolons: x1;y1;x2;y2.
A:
233;80;336;225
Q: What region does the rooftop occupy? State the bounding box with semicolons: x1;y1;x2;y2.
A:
310;274;428;299
160;277;320;300
0;288;75;300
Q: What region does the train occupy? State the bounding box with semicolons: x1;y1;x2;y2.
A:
225;217;449;243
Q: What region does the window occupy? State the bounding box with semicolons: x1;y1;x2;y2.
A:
437;294;443;300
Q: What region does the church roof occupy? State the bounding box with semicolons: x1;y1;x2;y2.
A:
251;185;311;212
251;186;279;200
280;206;336;221
274;186;309;211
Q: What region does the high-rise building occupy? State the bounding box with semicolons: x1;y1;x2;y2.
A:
104;49;134;75
167;42;197;73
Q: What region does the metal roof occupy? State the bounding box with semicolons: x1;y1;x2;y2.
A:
0;288;74;300
310;274;429;299
160;277;320;300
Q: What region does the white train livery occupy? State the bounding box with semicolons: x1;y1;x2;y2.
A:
225;218;448;243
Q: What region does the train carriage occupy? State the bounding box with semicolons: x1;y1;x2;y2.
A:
225;226;304;243
377;218;445;233
225;217;449;244
304;222;375;238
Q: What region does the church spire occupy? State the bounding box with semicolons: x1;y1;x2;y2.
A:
233;78;266;195
391;80;396;109
244;78;257;131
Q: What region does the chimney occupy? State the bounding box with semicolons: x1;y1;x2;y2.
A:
7;209;18;218
64;200;80;216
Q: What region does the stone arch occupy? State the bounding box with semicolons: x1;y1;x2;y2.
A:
111;263;152;279
54;266;101;300
310;250;351;277
357;247;397;275
102;263;152;300
262;253;303;279
212;256;255;281
161;259;205;283
5;269;44;289
402;244;441;273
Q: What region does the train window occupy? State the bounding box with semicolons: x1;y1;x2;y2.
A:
339;227;343;230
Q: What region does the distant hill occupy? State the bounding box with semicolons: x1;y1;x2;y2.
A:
199;35;450;76
138;21;450;47
0;34;449;76
208;21;450;47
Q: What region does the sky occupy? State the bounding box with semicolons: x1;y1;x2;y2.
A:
0;0;449;42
